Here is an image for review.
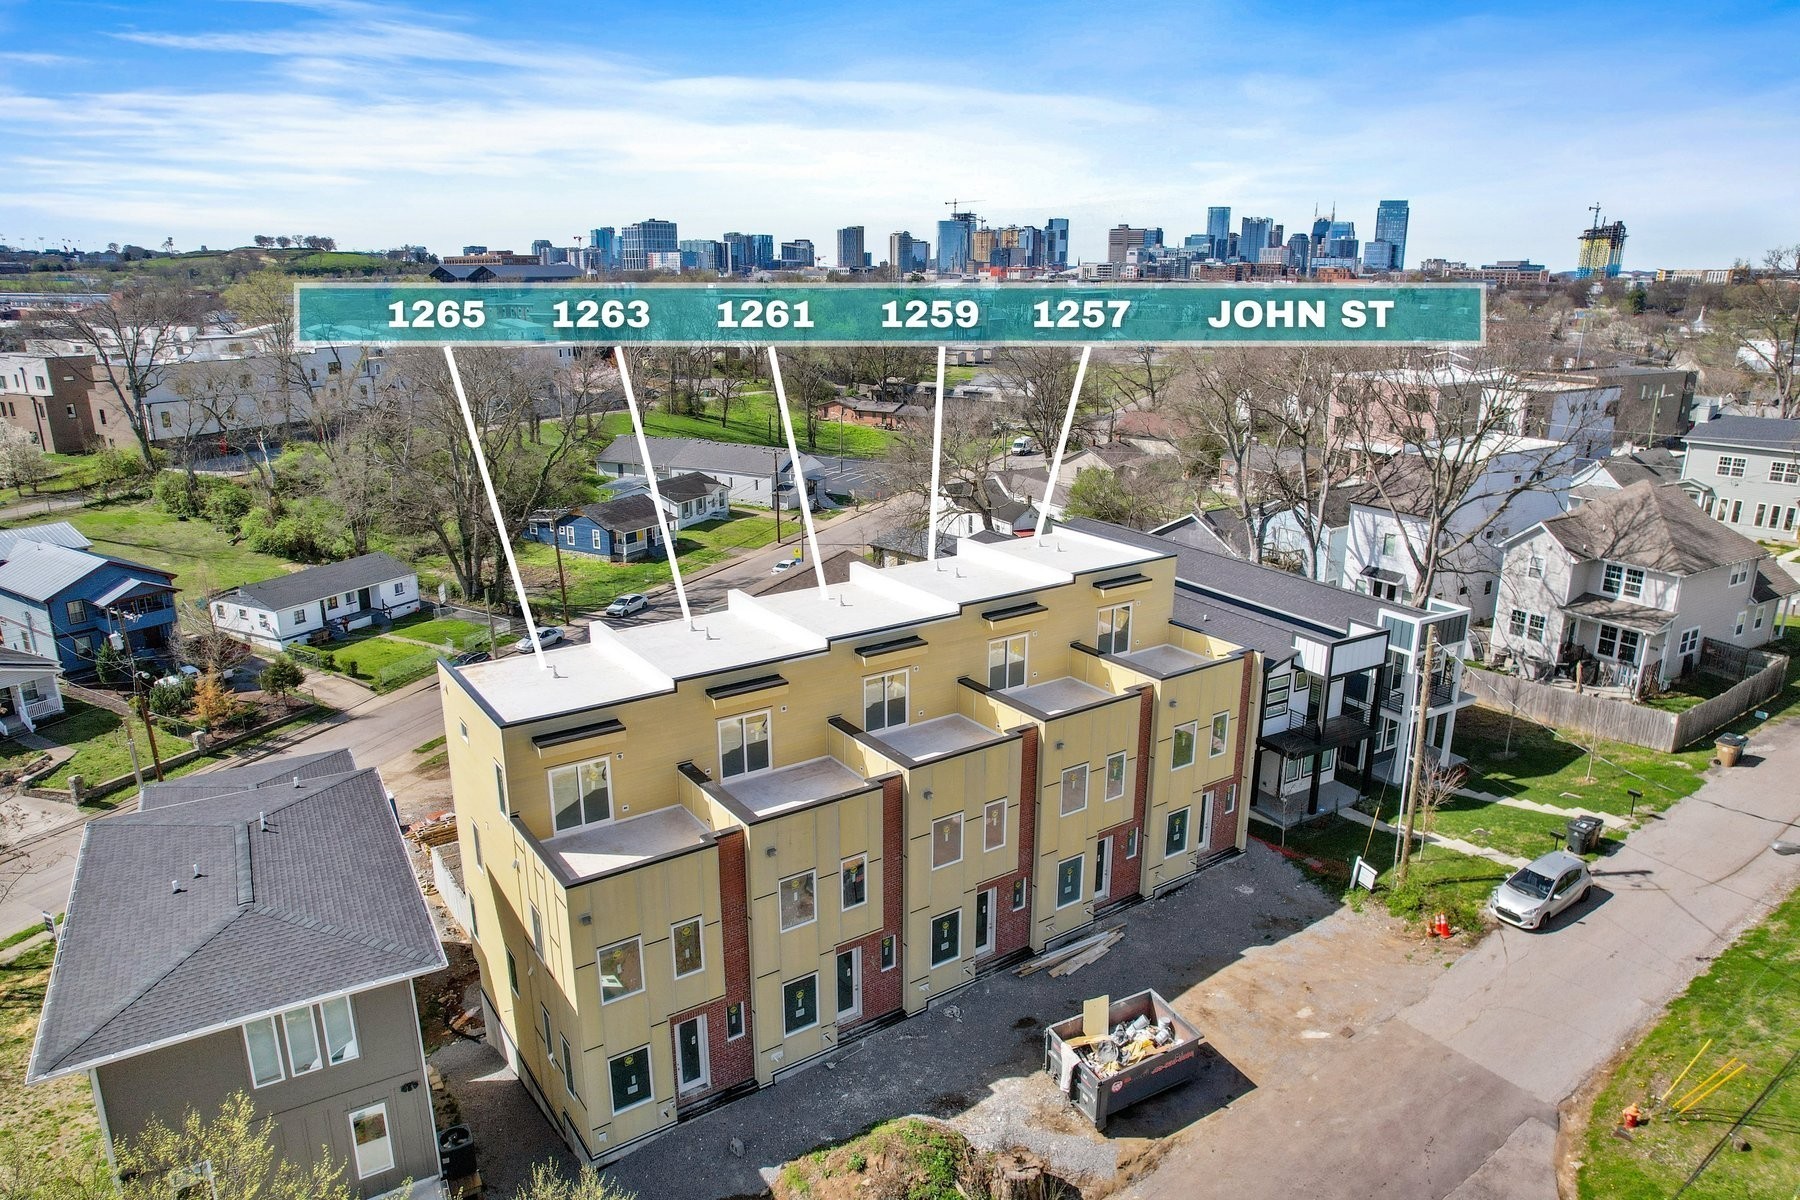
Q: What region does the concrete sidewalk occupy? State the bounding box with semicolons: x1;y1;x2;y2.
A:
1130;721;1800;1200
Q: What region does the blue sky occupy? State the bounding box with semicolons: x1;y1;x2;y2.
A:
2;0;1796;269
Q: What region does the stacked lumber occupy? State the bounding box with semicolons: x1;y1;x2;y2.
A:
1015;926;1125;978
412;815;459;848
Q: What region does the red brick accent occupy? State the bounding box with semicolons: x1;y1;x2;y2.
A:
833;928;900;1033
1098;816;1141;902
1017;726;1039;893
1131;687;1154;892
667;996;738;1109
705;830;755;1092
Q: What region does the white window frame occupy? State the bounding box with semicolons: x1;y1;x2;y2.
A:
548;756;611;833
529;903;543;953
973;888;996;956
982;798;1007;852
862;668;908;731
1677;626;1701;655
282;1006;322;1076
779;870;817;930
836;947;863;1021
1096;602;1134;655
840;854;868;911
929;910;962;965
1527;554;1545;579
1055;854;1085;908
1104;751;1127;801
1717;454;1746;478
1060;762;1089;816
1165;807;1190;857
783;974;820;1035
717;709;772;779
675;1014;709;1094
671;917;704;978
1730;562;1750;586
561;1034;578;1099
1264;676;1290;716
1172;720;1197;769
347;1102;395;1180
608;1045;655;1113
319;995;359;1065
987;633;1027;690
931;813;963;869
1209;710;1230;758
597;936;645;1003
1222;782;1237;814
242;1016;285;1088
1528;613;1546;643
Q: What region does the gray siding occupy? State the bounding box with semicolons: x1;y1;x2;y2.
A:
1682;442;1800;542
94;981;438;1197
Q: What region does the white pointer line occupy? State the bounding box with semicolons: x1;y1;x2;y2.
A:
616;348;693;626
1036;345;1092;539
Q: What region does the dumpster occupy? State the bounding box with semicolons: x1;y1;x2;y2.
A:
1715;732;1748;767
1043;989;1204;1130
1566;815;1604;856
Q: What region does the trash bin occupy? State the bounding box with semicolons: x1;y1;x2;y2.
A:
1715;733;1748;768
438;1125;477;1179
1566;815;1604;856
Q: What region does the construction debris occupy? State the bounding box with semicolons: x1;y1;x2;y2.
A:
1015;926;1124;977
1049;929;1124;977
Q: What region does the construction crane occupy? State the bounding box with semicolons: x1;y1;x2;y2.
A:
943;198;983;212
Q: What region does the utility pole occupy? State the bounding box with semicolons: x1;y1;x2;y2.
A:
552;532;571;624
137;690;164;781
1396;624;1438;886
773;468;783;543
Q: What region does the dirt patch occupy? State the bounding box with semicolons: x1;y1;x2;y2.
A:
773;1118;1078;1200
415;939;483;1053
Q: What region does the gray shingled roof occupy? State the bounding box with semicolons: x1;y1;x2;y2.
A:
0;645;59;671
595;435;821;478
580;493;663;531
1683;415;1800;452
136;749;357;810
654;472;726;503
28;755;444;1083
217;552;413;612
0;541;173;603
1537;481;1762;575
0;521;91;560
1591;447;1681;487
1064;516;1428;639
1754;561;1800;604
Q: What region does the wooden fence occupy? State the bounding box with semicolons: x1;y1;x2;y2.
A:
1465;648;1788;753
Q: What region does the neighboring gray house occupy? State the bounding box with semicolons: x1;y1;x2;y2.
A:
210;552;420;650
1491;481;1798;692
28;751;447;1199
595;435;828;510
1679;414;1800;542
1568;446;1685;505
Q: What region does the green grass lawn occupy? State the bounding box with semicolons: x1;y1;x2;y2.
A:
1264;812;1513;930
6;499;299;593
0;941;104;1165
326;632;437;679
28;698;327;793
595;389;896;458
0;452;115;506
383;614;486;649
1453;706;1714;816
1362;790;1620;863
1579;884;1800;1199
1641;671;1738;713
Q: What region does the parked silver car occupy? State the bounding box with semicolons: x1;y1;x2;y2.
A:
1489;850;1592;930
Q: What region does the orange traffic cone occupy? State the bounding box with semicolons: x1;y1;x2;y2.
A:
1432;912;1451;938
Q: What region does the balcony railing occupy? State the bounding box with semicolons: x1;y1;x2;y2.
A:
1385;677;1460;711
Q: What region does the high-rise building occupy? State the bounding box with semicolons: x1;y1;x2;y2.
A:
679;239;725;272
1044;218;1070;267
620;220;677;271
1374;201;1409;271
779;239;816;269
1206;208;1231;252
1361;241;1396;272
1286;234;1311;273
836;226;865;272
589;228;618;269
1106;225;1152;263
461;244;488;256
888;231;917;276
750;234;776;270
971;227;997;266
937;214;974;273
530;238;553;259
1576;212;1627;279
1238;218;1273;263
1183;233;1212;255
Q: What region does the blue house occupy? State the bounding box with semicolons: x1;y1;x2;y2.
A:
526;494;669;562
0;541;179;675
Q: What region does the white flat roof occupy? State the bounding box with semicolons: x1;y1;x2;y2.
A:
539;804;713;883
451;526;1169;726
1115;643;1212;677
1002;676;1114;717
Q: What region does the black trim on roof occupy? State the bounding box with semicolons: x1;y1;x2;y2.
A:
1092;573;1151;591
981;600;1047;622
854;634;928;659
704;673;789;700
531;718;626;749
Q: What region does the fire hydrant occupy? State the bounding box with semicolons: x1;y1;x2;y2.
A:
1622;1104;1644;1129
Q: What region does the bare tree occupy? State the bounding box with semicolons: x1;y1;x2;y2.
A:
990;346;1112;454
1111;344;1175;413
886;401;1008;533
51;280;210;467
1709;245;1800;416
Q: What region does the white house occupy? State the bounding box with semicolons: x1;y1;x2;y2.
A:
210;552;419;650
595;436;829;510
1679;414;1800;542
1491;481;1797;692
1342;434;1577;621
0;646;64;735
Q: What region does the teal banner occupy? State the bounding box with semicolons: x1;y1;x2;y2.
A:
296;283;1483;347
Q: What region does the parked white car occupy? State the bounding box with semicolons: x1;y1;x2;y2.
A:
514;626;565;653
1489;850;1592;930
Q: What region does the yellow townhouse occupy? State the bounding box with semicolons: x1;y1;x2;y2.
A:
438;524;1259;1163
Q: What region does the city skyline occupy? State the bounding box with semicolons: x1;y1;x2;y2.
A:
2;1;1796;269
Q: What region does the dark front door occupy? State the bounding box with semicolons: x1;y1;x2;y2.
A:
675;1015;707;1093
358;587;372;611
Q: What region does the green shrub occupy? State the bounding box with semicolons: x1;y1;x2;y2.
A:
201;481;253;530
238;503;350;562
146;678;194;718
153;471;203;518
